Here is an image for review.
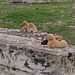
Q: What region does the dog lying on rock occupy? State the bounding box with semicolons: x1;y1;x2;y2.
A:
42;34;68;48
41;35;63;45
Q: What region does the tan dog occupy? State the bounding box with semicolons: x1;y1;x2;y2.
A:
28;23;37;32
21;21;37;32
21;21;29;32
55;35;63;40
42;34;68;48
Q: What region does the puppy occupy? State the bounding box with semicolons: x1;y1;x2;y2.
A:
21;21;29;32
28;23;37;32
21;21;37;32
55;35;63;40
41;35;63;45
42;34;68;48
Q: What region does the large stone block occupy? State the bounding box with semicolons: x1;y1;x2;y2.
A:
0;28;75;75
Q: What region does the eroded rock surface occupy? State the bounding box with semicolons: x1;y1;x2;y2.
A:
0;28;47;40
0;28;75;75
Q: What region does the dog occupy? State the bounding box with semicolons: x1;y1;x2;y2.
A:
21;21;29;32
41;35;63;45
21;21;37;32
42;34;68;48
28;23;37;32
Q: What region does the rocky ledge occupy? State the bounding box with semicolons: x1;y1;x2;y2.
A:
0;28;75;75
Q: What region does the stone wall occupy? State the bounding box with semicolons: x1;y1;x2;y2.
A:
0;28;75;75
8;0;74;3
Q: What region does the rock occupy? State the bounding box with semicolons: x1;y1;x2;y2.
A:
0;28;47;40
0;28;75;75
38;37;42;40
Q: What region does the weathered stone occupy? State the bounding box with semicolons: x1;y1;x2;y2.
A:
0;28;75;75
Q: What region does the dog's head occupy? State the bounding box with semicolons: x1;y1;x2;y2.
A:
46;34;55;41
55;36;63;40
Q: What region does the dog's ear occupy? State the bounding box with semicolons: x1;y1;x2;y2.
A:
46;34;55;41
